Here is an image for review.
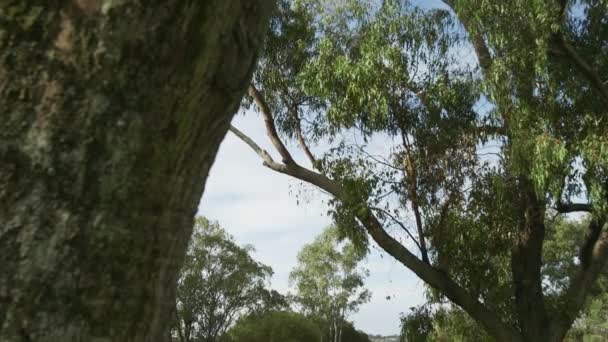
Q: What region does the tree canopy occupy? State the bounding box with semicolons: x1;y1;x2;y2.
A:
231;0;608;340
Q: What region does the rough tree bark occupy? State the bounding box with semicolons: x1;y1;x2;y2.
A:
0;1;273;341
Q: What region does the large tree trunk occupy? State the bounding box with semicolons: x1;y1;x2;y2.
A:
0;1;273;341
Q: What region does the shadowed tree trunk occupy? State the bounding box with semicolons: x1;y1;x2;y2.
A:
0;1;273;341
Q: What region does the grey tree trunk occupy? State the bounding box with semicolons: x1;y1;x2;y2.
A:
0;1;273;341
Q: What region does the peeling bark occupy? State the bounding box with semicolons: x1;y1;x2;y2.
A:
0;1;273;341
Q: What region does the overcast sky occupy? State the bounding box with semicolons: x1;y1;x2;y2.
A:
197;113;426;336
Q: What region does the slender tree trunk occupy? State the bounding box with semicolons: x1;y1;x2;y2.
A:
511;182;550;341
184;320;194;342
0;1;273;341
337;324;342;342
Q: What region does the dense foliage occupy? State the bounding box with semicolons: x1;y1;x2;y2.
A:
400;305;492;342
232;0;608;340
223;310;371;342
222;311;322;342
338;320;372;342
399;305;436;342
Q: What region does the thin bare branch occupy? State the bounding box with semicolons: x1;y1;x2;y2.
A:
229;125;275;166
358;146;404;171
370;206;424;254
289;106;317;168
375;189;398;201
230;125;343;198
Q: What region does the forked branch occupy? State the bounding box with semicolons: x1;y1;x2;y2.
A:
231;85;522;341
549;218;608;341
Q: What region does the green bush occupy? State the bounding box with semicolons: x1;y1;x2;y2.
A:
340;321;371;342
222;311;321;342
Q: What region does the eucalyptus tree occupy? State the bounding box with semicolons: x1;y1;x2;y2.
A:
231;0;608;341
0;1;273;340
289;226;371;342
173;217;273;342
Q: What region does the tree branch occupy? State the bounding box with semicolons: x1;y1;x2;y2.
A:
551;34;608;104
357;145;404;171
289;106;317;168
370;206;424;254
441;0;493;74
548;0;608;104
549;218;608;341
229;126;273;165
248;84;295;165
555;202;592;213
476;125;507;137
231;126;523;342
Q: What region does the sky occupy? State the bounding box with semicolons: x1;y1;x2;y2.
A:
197;113;426;336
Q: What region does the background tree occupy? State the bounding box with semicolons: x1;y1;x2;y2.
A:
0;1;273;340
253;289;291;315
289;225;371;342
173;217;273;342
231;0;608;340
399;305;435;342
